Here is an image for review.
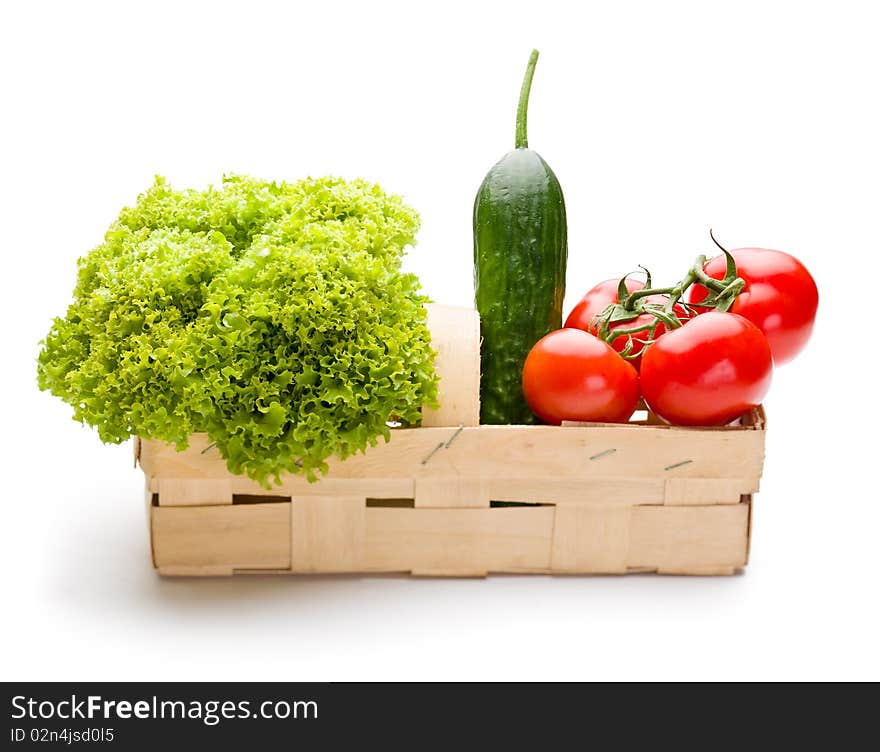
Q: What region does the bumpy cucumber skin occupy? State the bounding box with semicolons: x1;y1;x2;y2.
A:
474;147;567;425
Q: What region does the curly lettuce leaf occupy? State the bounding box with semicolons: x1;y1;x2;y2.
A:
38;175;437;486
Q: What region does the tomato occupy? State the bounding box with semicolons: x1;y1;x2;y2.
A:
522;328;640;425
640;312;773;426
566;278;690;369
686;248;818;365
565;278;644;331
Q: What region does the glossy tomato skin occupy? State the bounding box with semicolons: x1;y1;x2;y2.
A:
565;279;689;369
522;328;640;425
640;312;773;426
686;248;818;365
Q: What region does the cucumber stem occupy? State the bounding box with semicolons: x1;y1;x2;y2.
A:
515;49;539;149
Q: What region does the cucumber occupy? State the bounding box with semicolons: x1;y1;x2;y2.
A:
473;50;568;424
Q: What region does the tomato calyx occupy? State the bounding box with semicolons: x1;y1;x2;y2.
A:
592;231;746;360
699;230;748;312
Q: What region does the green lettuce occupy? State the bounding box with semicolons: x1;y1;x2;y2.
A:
38;175;438;485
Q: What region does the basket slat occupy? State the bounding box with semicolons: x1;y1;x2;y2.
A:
149;497;752;576
141;422;764;484
152;503;291;570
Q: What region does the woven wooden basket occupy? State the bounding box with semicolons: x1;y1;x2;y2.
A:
138;304;765;577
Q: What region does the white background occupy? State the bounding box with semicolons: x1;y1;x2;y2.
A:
2;0;878;681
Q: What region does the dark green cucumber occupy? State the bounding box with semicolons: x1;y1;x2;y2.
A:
473;49;568;424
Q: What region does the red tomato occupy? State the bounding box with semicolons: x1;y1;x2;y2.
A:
565;278;644;331
640;312;772;426
566;278;690;369
686;248;818;365
522;328;640;425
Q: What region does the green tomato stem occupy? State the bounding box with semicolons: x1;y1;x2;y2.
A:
622;286;678;310
691;257;730;293
606;321;656;339
645;305;682;330
713;278;746;312
596;252;744;352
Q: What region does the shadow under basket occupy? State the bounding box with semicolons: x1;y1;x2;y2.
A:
135;304;766;578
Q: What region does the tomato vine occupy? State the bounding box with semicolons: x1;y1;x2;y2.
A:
592;231;746;360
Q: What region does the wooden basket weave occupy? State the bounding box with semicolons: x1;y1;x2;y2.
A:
138;304;765;577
